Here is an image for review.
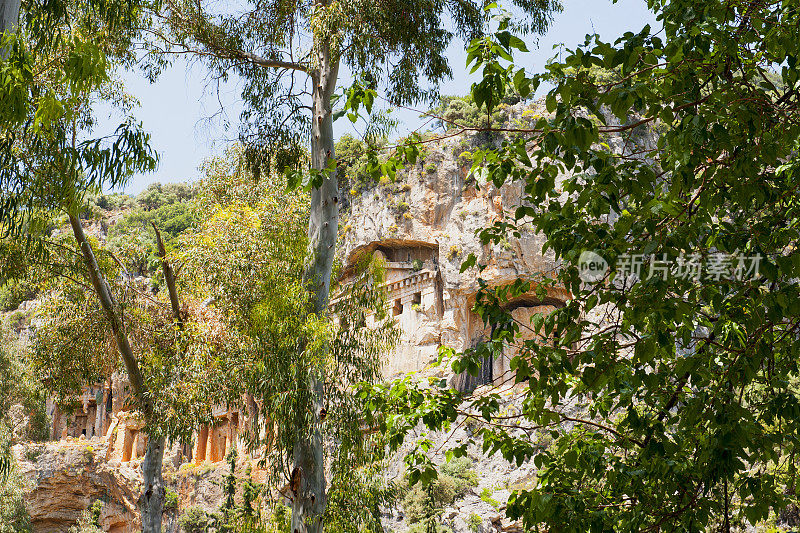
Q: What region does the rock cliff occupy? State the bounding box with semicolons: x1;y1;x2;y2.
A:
11;436;236;532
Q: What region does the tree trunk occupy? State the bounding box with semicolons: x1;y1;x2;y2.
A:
0;0;20;37
68;214;148;406
152;223;183;328
139;435;166;533
291;30;340;533
68;213;165;532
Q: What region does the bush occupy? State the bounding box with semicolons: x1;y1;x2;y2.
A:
468;512;482;532
179;506;211;533
334;134;389;194
401;456;478;525
86;192;136;212
447;245;462;260
0;330;49;443
164;488;179;510
427;93;519;132
136;182;195;211
89;500;103;527
0;449;32;533
107;197;198;275
0;280;38;312
479;487;500;509
67;508;102;533
440;456;479;487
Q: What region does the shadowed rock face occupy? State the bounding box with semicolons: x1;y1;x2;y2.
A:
340;122;569;383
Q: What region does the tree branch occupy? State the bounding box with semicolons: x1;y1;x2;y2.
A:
151;223;183;329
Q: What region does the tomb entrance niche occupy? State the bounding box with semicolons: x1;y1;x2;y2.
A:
455;343;494;394
453;293;567;391
342;240;439;283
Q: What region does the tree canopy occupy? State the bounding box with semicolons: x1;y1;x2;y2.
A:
175;146;399;530
366;1;800;531
0;0;156;234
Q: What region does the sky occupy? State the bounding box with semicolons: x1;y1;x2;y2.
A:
105;0;658;195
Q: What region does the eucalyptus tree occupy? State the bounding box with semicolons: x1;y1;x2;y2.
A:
366;1;800;531
25;225;238;531
0;1;177;529
176;146;399;532
148;1;560;531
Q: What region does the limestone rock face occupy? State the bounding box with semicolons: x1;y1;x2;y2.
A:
340;116;569;383
12;436;235;533
13;439;140;533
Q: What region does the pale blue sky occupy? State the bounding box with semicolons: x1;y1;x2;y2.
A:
105;0;657;194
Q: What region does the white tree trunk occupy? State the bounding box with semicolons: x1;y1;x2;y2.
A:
0;0;20;59
291;32;340;533
0;0;20;35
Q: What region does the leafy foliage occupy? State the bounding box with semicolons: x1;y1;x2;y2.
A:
335;134;378;194
179;506;212;533
325;462;397;533
0;448;32;533
369;1;800;531
0;278;38;312
0;0;156;234
26;229;236;440
400;457;478;527
66;503;103;533
106;183;198;276
0;322;49;444
151;0;561;174
427;94;518;132
136;182;195;211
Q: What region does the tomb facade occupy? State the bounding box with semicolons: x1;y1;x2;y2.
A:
340;130;571;388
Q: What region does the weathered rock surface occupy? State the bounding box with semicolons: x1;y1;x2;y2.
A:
13;439;140;533
11;437;234;533
340;107;569;386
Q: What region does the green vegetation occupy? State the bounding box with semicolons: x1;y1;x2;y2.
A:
401;457;478;529
0;324;49;445
164;489;180;511
369;2;800;532
479;488;500;510
427;94;519;133
0;279;38;312
178;507;211;533
106;182;198;277
66;510;103;533
467;513;482;532
335;134;377;195
135;183;195;211
177;146;398;532
0;451;31;533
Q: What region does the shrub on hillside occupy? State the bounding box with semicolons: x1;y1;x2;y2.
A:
401;456;478;525
0;280;38;312
0;447;32;533
178;506;211;533
136;182;195;211
107;195;198;276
